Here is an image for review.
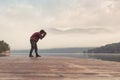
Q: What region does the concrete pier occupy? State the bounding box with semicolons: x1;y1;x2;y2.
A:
0;56;120;80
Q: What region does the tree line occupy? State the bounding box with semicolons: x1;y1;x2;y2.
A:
0;40;10;53
87;42;120;53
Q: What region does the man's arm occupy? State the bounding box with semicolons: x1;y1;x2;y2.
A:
42;31;47;38
39;31;47;39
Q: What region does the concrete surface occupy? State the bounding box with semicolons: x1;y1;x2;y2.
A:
0;56;120;80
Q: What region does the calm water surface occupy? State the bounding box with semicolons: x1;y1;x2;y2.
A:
11;52;120;62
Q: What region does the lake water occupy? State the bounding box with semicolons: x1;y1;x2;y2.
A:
11;52;120;62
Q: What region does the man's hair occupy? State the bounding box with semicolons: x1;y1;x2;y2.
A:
40;29;45;33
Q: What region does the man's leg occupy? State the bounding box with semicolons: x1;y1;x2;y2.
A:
34;43;41;57
29;48;34;57
29;40;34;57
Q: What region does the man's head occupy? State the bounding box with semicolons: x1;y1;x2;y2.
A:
40;29;45;34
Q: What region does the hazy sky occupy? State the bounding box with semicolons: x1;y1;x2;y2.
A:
1;0;120;50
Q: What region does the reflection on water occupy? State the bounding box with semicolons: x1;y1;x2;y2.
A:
11;52;120;62
87;53;120;62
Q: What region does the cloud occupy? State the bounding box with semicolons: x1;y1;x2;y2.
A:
1;0;120;29
49;27;111;34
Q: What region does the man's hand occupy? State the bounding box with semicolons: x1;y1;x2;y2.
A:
42;31;47;39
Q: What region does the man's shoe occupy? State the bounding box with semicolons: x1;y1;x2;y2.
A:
36;55;41;57
29;55;34;57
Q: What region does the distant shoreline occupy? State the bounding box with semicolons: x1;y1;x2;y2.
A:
11;47;93;53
